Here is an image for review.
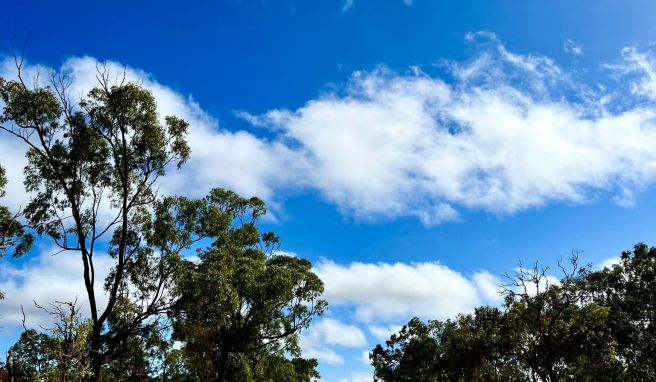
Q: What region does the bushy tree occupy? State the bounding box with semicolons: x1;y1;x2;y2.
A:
1;59;189;380
371;317;443;382
166;189;326;381
586;243;656;381
501;261;624;382
4;189;326;381
7;301;92;381
99;297;168;381
371;250;656;382
372;309;524;382
2;54;328;381
438;307;522;381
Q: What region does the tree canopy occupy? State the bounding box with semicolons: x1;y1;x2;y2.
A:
168;189;326;381
371;246;656;382
0;63;325;382
1;62;191;380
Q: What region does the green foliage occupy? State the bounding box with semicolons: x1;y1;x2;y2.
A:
586;243;656;381
0;164;33;261
7;330;53;381
439;307;523;381
99;297;163;381
372;317;443;382
1;66;326;381
4;189;325;381
168;189;326;381
0;69;190;380
372;309;524;382
7;302;92;381
372;247;656;382
501;273;623;381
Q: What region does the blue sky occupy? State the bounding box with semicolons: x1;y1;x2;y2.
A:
3;1;656;381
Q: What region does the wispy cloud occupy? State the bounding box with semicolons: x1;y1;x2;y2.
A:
341;0;412;13
563;38;583;56
614;46;656;99
341;0;354;12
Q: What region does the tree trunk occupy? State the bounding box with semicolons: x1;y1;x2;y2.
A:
88;348;103;382
217;351;229;382
6;350;14;382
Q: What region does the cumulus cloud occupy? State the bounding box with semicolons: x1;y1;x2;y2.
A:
243;36;656;223
300;318;367;365
360;349;371;364
0;56;307;217
340;372;373;382
309;318;368;347
301;260;502;368
598;256;621;269
315;259;502;322
0;247;112;333
303;347;344;365
5;33;656;226
473;271;503;302
368;324;404;341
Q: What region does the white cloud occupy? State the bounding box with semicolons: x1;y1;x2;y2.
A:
340;371;373;382
563;38;583;56
244;36;656;223
311;318;368;347
316;259;501;322
359;349;371;364
5;33;656;226
614;46;656;100
0;247;112;333
598;256;621;269
368;324;404;341
0;56;308;218
304;347;344;365
300;259;503;373
473;271;503;303
300;318;367;365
